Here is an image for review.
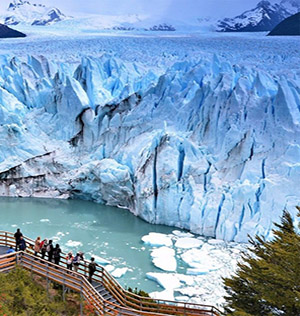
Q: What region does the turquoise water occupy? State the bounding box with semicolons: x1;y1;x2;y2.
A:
0;197;176;292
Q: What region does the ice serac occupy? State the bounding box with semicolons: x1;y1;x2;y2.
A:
0;53;299;242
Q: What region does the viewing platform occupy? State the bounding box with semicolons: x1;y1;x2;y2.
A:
0;231;221;316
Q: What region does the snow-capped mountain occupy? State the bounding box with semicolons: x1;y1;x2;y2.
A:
280;0;300;13
217;0;299;32
1;0;70;26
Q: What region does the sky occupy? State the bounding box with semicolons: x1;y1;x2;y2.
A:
0;0;280;19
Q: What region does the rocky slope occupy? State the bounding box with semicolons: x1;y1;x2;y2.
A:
268;11;300;35
0;23;26;37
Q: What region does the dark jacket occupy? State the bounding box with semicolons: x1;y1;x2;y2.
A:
19;239;26;251
47;244;54;255
54;247;61;258
14;231;23;242
89;262;97;274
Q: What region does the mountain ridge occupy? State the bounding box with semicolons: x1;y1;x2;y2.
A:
217;0;300;32
1;0;70;26
268;11;300;35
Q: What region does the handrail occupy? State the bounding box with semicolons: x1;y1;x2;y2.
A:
0;230;221;315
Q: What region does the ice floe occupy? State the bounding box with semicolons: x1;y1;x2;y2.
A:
92;255;110;265
112;267;128;278
66;240;83;248
141;233;173;247
151;247;176;272
174;237;203;249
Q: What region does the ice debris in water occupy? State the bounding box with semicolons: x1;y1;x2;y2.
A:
151;247;177;272
143;230;248;309
174;237;203;249
111;267;128;278
66;240;83;248
141;233;173;247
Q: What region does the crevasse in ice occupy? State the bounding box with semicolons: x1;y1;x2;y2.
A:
0;53;299;242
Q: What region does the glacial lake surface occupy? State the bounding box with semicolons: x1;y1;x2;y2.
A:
0;197;246;306
0;197;176;292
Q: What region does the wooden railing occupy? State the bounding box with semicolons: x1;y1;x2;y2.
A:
0;231;221;316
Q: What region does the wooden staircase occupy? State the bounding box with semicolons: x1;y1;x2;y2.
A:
0;231;221;316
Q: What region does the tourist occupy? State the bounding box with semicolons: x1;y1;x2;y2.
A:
53;244;61;266
14;228;23;251
88;257;98;283
47;240;54;262
19;236;26;251
6;246;15;254
40;239;48;260
66;252;73;270
73;252;84;273
34;236;41;256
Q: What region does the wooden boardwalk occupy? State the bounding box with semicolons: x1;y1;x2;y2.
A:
0;231;221;316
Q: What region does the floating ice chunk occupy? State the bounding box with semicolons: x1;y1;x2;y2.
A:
175;238;203;249
66;240;83;248
142;233;173;247
111;267;128;278
146;272;181;290
92;255;110;265
176;286;206;297
172;230;194;238
149;289;174;301
105;265;115;272
40;219;50;222
151;247;175;258
176;274;196;286
181;249;213;268
207;239;225;245
186;267;210;275
151;247;176;271
52;236;60;243
175;296;190;302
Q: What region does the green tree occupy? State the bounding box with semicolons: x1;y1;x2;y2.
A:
224;208;300;316
0;267;83;315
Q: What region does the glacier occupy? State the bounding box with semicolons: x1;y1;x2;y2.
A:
0;34;299;242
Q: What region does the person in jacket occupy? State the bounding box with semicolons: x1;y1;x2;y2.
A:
53;244;61;266
34;237;41;256
19;236;26;251
73;252;84;273
88;257;98;283
47;240;54;262
40;239;48;260
66;252;73;270
14;228;23;251
6;246;15;254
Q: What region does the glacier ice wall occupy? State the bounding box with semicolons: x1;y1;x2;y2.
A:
0;53;299;242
